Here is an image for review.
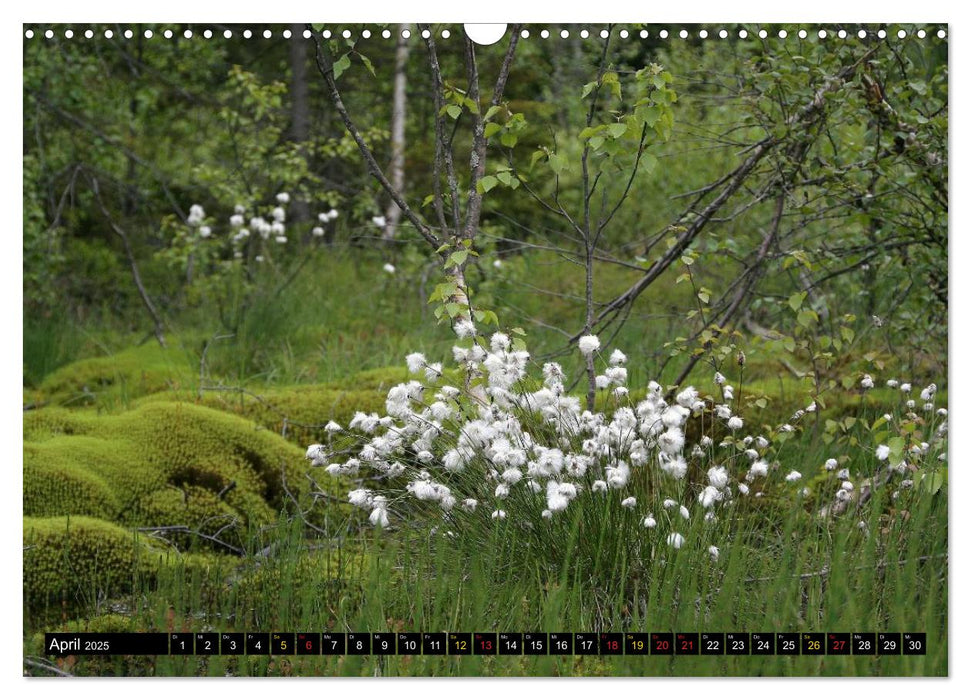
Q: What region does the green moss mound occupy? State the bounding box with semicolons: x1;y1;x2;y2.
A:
23;401;347;540
325;366;409;392
182;385;387;447
23;516;162;610
132;365;470;447
26;342;194;408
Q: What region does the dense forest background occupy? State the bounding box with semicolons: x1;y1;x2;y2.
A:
23;24;946;391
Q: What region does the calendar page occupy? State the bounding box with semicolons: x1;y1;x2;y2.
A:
21;17;949;680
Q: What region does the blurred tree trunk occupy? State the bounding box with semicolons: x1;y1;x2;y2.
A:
289;24;312;225
383;25;410;241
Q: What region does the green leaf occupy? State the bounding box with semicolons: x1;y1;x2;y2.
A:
445;104;462;120
484;122;502;139
476;175;499;194
888;436;905;460
640;152;659;174
484;105;502;122
548;152;568;175
797;309;818;328
332;54;352;80
783;337;796;353
788;291;807;312
358;53;376;77
637;104;662;127
448;249;470;267
920;469;946;495
607;122;628;139
445;302;462;318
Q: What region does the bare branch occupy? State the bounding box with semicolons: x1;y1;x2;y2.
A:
89;176;167;347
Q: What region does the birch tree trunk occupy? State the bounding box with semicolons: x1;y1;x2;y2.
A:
383;25;410;241
289;23;312;225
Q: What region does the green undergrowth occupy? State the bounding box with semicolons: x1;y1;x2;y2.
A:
25;486;946;677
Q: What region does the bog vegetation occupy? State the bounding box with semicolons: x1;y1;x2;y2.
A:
22;23;947;677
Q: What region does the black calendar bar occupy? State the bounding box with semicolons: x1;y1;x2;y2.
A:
43;631;927;656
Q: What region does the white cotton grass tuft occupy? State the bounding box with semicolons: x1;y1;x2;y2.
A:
454;318;477;339
405;352;426;374
876;444;890;461
188;204;205;226
708;465;729;489
621;496;637;509
305;444;327;466
348;488;372;508
609;349;627;366
383;263;396;274
425;362;443;382
578;335;601;356
642;515;657;528
667;532;685;549
369;496;389;527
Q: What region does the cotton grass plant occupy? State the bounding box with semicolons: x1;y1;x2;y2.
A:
307;321;947;592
